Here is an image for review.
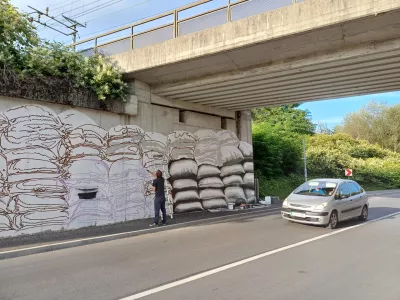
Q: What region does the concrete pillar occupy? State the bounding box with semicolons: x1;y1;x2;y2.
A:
237;110;252;144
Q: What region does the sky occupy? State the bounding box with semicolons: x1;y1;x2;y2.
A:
301;91;400;129
10;0;400;126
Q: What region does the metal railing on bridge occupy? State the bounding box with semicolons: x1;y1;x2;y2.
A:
71;0;303;56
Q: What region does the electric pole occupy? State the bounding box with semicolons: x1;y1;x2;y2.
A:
27;6;86;45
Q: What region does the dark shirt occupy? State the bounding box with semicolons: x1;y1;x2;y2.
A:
152;177;165;200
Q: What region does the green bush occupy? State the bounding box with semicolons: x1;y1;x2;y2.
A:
306;134;400;190
253;122;303;178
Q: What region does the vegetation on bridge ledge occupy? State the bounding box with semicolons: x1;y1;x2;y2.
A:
0;0;127;103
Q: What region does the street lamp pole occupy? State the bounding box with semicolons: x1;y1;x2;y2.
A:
303;139;308;182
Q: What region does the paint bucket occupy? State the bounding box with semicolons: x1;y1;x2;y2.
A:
228;203;235;210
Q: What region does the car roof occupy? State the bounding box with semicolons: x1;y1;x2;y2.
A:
309;178;355;184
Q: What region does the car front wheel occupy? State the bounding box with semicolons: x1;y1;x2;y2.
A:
327;211;338;229
358;205;368;222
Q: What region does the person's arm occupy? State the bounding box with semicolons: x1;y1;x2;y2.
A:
152;179;157;192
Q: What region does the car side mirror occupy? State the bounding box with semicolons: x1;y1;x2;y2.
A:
335;194;341;200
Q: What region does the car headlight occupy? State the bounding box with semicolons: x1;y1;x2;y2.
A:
314;202;328;211
282;199;288;208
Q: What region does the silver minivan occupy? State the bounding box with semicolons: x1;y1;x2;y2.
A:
281;179;369;229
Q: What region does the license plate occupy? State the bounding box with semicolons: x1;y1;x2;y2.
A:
291;212;306;218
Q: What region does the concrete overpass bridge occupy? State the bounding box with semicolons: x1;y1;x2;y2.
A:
73;0;400;111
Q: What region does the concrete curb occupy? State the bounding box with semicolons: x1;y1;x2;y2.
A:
0;206;281;261
367;190;400;196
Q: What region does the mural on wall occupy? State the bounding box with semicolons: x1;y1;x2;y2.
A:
0;105;254;237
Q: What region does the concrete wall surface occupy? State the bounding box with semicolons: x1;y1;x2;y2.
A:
0;96;254;238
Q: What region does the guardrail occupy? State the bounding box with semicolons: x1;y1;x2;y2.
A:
71;0;302;56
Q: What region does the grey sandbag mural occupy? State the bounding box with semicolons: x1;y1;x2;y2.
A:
0;105;254;237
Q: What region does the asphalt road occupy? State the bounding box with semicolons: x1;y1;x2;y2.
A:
1;192;400;300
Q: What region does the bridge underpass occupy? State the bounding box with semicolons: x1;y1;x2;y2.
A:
102;0;400;111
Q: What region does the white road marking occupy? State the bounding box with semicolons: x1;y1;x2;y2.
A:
0;207;280;256
119;211;400;300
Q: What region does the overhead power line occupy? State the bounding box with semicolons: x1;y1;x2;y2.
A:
46;0;83;13
72;5;160;41
38;0;110;31
69;0;125;19
52;0;106;19
39;0;125;32
27;5;86;43
84;0;152;23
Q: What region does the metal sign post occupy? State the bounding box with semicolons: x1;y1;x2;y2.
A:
303;139;308;182
345;169;353;177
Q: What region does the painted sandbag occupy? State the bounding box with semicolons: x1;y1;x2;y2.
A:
243;162;254;173
219;146;244;166
169;148;195;161
194;129;219;166
222;175;244;187
202;199;228;209
170;159;198;179
197;165;221;180
198;177;224;189
243;173;255;188
224;186;246;204
167;131;196;148
141;132;167;154
217;130;239;147
172;179;198;191
199;189;225;200
220;164;245;177
244;188;256;204
108;125;144;146
174;201;203;213
167;131;196;161
173;190;200;203
238;141;253;158
0;214;11;232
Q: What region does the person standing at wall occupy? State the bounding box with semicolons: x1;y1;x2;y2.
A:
150;170;167;226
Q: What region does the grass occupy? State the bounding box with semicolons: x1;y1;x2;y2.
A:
258;175;304;201
362;185;389;192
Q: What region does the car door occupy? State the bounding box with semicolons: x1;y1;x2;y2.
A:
336;183;353;221
348;182;364;218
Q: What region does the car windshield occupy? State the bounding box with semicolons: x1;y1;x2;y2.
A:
293;181;337;197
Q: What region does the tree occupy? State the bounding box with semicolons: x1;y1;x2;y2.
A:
252;104;315;135
337;101;400;152
315;121;334;135
253;123;303;178
0;0;38;70
252;105;314;179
